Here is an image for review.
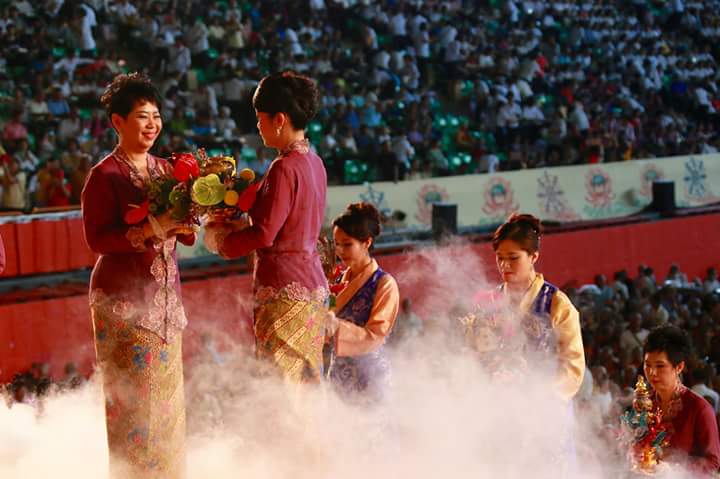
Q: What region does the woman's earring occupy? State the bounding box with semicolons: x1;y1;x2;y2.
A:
276;128;281;136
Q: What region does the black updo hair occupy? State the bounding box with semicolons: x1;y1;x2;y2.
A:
100;72;162;119
492;213;542;253
333;202;382;245
252;71;319;130
643;326;693;367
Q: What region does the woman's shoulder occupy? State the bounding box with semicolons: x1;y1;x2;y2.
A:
89;153;120;175
377;270;399;292
549;284;579;315
683;387;716;416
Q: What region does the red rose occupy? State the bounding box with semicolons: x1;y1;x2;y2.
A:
236;182;260;211
171;152;200;182
329;282;347;295
124;199;150;224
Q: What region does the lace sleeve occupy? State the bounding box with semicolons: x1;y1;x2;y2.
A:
204;226;231;257
125;225;147;250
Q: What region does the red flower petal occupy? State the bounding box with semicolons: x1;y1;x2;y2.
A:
171;152;196;165
124;200;150;224
236;183;259;211
329;282;347;295
172;153;200;181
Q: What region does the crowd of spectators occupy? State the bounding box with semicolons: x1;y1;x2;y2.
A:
0;0;719;210
2;361;85;408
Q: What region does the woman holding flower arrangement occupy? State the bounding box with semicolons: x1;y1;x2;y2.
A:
81;72;194;478
641;327;720;474
494;214;584;397
487;213;584;473
325;202;400;402
204;71;329;383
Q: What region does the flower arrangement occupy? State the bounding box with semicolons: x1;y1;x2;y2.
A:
459;290;530;379
123;149;259;230
318;236;348;379
318;237;348;309
620;376;669;474
327;264;349;309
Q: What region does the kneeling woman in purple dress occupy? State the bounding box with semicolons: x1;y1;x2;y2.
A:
326;203;400;402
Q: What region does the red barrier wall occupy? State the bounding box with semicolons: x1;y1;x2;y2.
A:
1;212;719;383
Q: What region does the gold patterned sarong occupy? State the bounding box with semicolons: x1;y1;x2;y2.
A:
91;292;186;479
254;282;327;383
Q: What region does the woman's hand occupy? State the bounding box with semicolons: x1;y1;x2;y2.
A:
205;213;251;232
203;222;233;254
147;211;193;240
324;311;340;337
227;213;252;232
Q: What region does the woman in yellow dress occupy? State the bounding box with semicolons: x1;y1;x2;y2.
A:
489;213;585;475
491;213;585;399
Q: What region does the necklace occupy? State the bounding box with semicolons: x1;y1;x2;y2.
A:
656;380;686;423
114;146;156;189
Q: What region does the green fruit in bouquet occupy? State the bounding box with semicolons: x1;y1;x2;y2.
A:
192;174;226;206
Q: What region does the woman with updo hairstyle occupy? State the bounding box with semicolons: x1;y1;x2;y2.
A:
81;72;195;478
492;213;585;400
326;202;400;401
204;71;328;383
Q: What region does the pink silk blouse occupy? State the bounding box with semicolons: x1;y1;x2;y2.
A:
81;148;195;342
219;141;328;300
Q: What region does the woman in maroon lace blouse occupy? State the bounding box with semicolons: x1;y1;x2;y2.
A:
644;326;720;475
81;73;194;478
205;71;328;383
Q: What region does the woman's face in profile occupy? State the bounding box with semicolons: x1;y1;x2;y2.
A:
113;100;162;152
333;226;370;268
255;110;279;149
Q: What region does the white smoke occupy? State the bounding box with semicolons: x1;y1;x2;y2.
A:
0;244;702;478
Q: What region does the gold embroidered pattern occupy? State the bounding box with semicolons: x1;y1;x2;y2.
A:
658;383;686;423
255;282;328;306
280;138;310;156
89;289;136;321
